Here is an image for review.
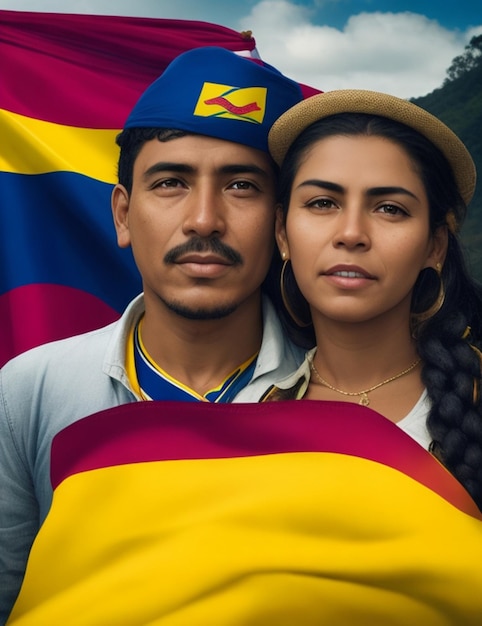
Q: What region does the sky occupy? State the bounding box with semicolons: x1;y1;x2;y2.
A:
1;0;481;98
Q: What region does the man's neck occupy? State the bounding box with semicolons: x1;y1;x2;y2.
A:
139;296;264;396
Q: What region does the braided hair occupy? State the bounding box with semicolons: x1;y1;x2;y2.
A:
276;113;482;509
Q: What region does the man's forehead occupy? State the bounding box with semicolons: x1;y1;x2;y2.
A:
136;134;275;175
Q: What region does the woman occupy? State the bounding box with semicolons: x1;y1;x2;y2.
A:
270;90;482;498
267;89;482;510
261;92;482;622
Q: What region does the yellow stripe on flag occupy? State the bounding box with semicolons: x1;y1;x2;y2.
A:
9;452;482;624
1;108;119;182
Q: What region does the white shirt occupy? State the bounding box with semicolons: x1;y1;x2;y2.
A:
397;389;431;449
273;347;433;449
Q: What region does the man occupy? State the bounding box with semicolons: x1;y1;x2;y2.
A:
0;46;314;622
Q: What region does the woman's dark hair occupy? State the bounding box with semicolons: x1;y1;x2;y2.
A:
276;113;482;509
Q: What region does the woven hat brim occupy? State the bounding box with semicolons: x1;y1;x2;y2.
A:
268;89;476;205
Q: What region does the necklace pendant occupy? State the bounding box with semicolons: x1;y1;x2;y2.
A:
359;393;370;406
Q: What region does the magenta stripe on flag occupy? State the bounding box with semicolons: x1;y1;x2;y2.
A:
50;400;481;518
0;285;120;366
0;10;256;128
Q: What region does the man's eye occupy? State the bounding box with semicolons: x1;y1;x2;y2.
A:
158;178;181;188
230;181;256;191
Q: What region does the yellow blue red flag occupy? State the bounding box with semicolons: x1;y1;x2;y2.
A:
0;10;258;367
8;400;482;624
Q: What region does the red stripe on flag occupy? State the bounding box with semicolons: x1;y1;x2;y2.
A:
0;10;258;366
0;10;257;128
50;399;481;518
0;285;120;364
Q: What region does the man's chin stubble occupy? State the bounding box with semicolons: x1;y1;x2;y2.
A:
161;298;238;321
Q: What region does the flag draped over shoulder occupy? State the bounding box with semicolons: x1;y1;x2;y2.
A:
8;400;482;625
0;10;257;368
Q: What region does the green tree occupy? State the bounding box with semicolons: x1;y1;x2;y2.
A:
445;35;482;83
412;37;482;282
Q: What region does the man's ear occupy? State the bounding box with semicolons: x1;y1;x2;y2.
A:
111;184;131;249
275;205;290;260
424;225;449;270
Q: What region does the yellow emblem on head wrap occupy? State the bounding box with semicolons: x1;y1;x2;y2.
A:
194;82;267;124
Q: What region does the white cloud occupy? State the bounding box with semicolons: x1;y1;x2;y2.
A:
467;25;482;39
239;1;482;98
2;0;481;98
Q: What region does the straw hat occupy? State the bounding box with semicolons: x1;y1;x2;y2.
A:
268;89;476;205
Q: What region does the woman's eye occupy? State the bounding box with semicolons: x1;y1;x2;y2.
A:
307;198;335;209
377;203;408;216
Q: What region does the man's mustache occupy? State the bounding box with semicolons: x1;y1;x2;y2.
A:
164;237;243;265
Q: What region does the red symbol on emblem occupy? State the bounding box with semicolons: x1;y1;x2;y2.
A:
204;96;261;115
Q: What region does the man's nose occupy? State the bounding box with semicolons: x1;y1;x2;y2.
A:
182;186;226;238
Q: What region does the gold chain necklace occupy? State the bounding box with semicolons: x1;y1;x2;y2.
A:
310;357;421;406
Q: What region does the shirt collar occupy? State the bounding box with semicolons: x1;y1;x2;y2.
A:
102;292;306;397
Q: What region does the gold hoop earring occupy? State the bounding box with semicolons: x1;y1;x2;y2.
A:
280;259;311;328
410;263;445;337
411;262;445;327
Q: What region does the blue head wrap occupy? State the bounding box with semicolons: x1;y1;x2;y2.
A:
124;46;306;153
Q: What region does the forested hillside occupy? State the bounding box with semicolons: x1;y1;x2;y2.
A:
411;35;482;281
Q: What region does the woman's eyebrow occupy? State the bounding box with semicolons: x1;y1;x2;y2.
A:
296;179;344;193
296;180;420;202
366;186;419;201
